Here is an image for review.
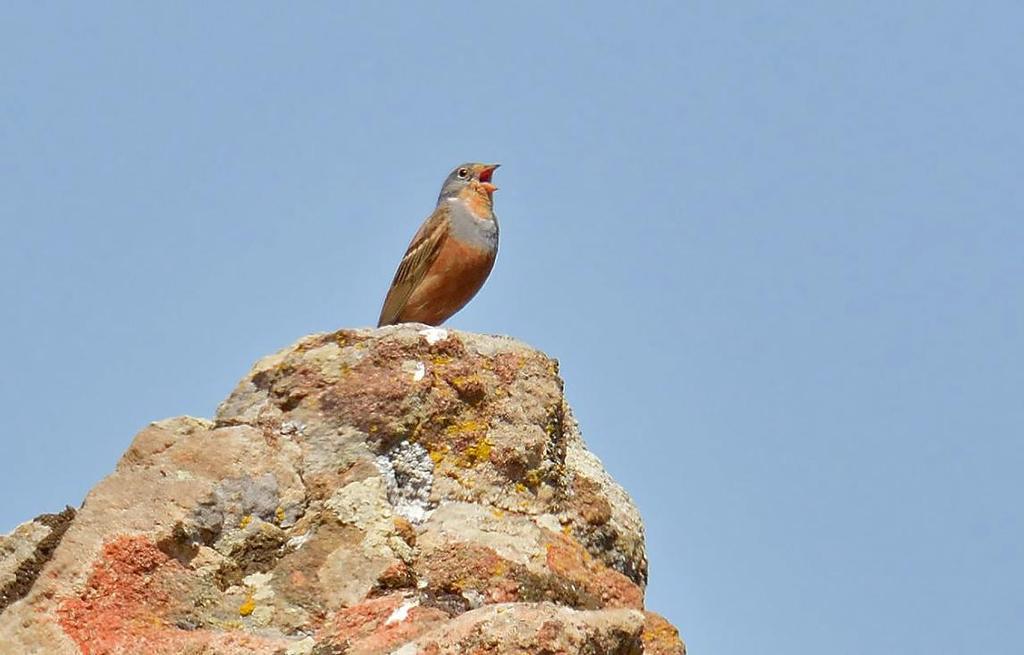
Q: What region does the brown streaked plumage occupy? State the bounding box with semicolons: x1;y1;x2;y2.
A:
378;163;500;327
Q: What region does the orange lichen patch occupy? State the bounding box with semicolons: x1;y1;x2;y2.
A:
56;535;293;655
57;535;182;654
544;534;644;609
414;543;519;603
324;593;405;644
343;605;450;655
642;611;687;655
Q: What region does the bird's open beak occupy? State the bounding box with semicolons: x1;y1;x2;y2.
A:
479;163;500;193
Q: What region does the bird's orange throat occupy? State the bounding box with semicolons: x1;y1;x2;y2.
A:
461;185;496;218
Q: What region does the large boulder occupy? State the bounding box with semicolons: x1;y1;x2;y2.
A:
0;325;684;654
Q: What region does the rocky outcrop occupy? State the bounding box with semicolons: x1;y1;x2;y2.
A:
0;325;685;654
0;508;76;613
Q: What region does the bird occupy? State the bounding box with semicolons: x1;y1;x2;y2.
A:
377;162;501;327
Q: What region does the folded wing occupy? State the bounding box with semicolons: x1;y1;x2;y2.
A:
377;205;450;326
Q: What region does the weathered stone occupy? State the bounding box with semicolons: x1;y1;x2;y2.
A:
0;325;684;654
643;611;688;655
398;602;647;654
0;508;75;613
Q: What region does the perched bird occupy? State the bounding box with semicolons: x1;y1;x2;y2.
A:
378;162;501;327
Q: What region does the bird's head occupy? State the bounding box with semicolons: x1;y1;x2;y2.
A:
438;162;500;203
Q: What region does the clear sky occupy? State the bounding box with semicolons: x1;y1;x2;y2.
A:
2;3;1021;653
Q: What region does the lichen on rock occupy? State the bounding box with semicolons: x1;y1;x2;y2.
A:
0;325;684;654
375;440;434;524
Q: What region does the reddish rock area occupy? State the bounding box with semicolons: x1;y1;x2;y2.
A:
0;325;685;654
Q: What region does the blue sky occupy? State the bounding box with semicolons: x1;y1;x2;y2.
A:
2;3;1021;653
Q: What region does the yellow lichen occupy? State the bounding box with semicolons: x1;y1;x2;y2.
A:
238;594;256;616
450;374;484;395
239;515;252;529
457;435;492;467
431;355;452;366
275;506;286;524
524;469;542;488
445;419;486;436
514;482;527;493
491;508;505;519
429;447;447;464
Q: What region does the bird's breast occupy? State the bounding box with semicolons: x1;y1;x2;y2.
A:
447;199;499;253
399;235;496;325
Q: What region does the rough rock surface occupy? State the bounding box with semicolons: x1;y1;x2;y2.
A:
0;325;685;654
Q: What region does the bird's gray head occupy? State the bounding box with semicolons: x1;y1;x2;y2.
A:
437;162;500;202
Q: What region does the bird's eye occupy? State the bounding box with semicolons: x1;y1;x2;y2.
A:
457;167;469;179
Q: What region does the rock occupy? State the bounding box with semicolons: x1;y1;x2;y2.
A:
0;508;76;613
390;603;646;655
0;325;685;654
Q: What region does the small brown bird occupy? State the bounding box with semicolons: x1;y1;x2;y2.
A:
378;163;501;327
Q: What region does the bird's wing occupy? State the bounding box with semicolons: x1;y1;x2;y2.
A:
377;204;450;326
